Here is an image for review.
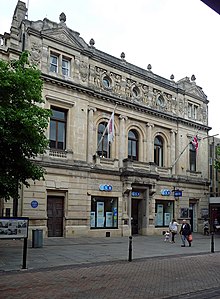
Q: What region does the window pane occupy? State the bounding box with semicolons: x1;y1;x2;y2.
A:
154;136;163;166
103;78;110;88
50;55;58;73
128;140;132;156
97;122;109;157
49;108;67;150
132;141;136;156
62;59;69;76
154;147;159;165
52;109;65;120
49;140;56;148
51;56;57;64
57;141;64;150
128;130;138;160
62;59;68;68
188;104;192;118
155;201;173;227
58;122;65;142
50;65;57;73
49;120;56;141
190;147;196;171
91;197;118;228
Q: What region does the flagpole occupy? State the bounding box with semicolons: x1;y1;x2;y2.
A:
170;141;191;171
95;104;117;156
202;134;219;140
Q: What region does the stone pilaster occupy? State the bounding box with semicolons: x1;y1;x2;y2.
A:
146;123;154;162
170;129;176;174
119;115;128;167
87;107;97;163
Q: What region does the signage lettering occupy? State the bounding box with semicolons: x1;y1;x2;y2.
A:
174;190;182;197
131;191;140;197
161;189;171;196
99;184;112;191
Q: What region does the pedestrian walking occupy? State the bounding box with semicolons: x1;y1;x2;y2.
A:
203;218;209;235
180;219;192;247
169;218;179;243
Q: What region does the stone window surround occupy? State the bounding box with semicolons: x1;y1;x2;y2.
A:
49;50;72;77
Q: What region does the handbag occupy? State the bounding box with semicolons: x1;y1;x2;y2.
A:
188;234;193;242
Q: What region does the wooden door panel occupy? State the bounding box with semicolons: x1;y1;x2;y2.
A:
47;197;64;237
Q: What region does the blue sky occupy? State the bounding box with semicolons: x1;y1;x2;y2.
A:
1;0;219;135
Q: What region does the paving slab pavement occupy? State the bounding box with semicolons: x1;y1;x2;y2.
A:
0;233;219;272
0;251;220;299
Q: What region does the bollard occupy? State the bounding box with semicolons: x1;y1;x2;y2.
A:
211;232;215;253
128;236;132;262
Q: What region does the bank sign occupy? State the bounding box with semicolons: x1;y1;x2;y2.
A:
161;189;171;196
161;189;183;197
99;184;113;191
173;190;182;197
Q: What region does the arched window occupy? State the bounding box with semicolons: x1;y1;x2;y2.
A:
154;136;164;166
128;130;138;161
97;122;110;158
189;143;196;171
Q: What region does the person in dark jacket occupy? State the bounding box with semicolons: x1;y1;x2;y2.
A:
180;219;191;247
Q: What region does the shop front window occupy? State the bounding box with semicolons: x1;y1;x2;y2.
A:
155;200;174;227
91;197;118;229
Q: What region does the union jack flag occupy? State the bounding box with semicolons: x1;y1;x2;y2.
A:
107;111;114;144
192;135;199;154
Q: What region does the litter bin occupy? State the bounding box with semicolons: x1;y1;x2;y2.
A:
32;229;43;248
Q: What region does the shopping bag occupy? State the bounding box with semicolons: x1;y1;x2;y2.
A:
188;234;193;242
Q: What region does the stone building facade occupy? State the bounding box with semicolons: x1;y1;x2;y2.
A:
0;1;211;237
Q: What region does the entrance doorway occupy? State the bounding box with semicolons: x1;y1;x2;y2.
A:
189;203;197;232
131;198;139;235
47;196;64;237
189;208;194;231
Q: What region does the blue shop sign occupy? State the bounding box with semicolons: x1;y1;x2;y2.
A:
161;189;171;196
99;184;113;191
174;190;182;197
132;191;140;197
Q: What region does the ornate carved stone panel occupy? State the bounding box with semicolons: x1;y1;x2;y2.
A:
30;42;42;65
79;61;89;82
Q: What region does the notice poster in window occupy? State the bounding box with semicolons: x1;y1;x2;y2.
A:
164;213;171;226
180;208;189;219
106;212;113;227
97;202;104;217
113;207;118;227
201;208;209;219
156;204;163;226
97;216;105;227
96;202;105;227
90;212;95;228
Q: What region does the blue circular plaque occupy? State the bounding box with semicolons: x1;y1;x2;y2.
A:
31;200;38;208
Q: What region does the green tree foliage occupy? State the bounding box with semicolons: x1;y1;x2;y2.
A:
0;51;51;201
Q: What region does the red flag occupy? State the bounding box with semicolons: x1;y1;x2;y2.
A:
107;111;114;144
192;136;198;153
